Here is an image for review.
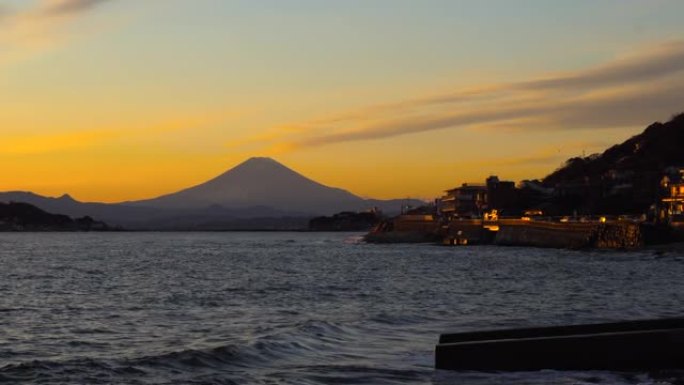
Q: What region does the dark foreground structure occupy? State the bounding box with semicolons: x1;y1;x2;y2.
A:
436;317;684;371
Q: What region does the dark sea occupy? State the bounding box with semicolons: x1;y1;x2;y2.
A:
1;232;683;384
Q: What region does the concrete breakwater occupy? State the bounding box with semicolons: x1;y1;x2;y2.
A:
494;220;643;249
364;215;442;244
366;215;645;249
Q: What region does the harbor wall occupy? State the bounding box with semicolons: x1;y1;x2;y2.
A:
494;220;594;249
494;220;643;249
443;219;494;245
364;231;441;243
594;222;642;249
364;215;441;243
366;215;646;249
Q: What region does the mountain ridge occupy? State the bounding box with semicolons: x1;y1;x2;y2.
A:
0;157;423;228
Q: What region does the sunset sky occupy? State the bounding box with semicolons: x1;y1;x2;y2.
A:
2;0;684;202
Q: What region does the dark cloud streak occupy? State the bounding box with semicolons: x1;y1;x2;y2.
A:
519;41;684;91
39;0;112;17
275;40;684;150
283;40;684;144
293;78;684;148
413;41;684;108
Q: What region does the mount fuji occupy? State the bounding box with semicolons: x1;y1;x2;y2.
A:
0;158;423;229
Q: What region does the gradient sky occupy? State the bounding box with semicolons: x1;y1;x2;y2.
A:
2;0;684;202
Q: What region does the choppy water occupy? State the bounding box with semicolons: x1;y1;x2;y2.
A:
0;232;683;384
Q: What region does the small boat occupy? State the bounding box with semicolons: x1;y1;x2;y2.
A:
435;317;684;371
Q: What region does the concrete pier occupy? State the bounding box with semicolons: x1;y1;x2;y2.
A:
366;215;648;249
436;318;684;371
493;220;643;249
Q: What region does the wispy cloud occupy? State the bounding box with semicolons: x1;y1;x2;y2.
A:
0;0;113;64
38;0;111;17
254;40;684;153
516;41;684;91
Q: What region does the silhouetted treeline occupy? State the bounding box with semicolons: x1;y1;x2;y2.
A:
309;211;381;231
0;202;111;231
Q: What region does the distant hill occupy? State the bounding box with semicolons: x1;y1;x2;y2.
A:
0;191;164;227
0;202;109;231
544;113;684;186
540;112;684;214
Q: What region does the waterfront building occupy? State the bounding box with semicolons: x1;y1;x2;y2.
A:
440;183;487;218
661;168;684;223
440;176;518;219
486;176;517;212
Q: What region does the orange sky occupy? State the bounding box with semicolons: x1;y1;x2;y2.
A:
1;1;683;202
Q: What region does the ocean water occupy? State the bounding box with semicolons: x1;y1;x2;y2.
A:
0;232;683;384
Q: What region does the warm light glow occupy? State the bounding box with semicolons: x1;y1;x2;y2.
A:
1;2;683;202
